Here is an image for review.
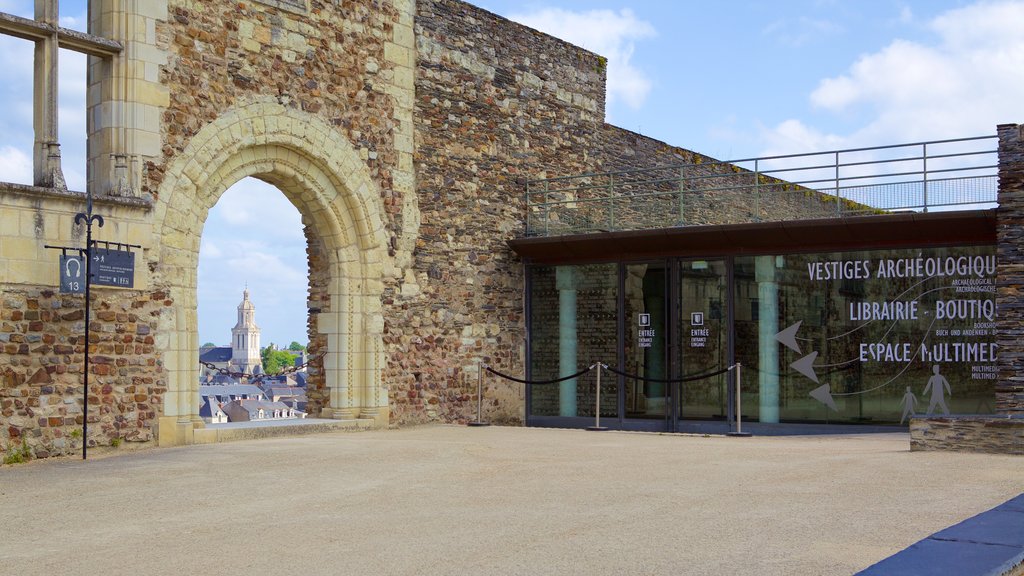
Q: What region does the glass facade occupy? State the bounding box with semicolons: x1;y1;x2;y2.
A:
526;245;997;431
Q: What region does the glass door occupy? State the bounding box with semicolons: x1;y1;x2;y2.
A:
678;259;730;421
623;262;669;420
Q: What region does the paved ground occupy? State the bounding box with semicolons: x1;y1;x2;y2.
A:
1;425;1022;576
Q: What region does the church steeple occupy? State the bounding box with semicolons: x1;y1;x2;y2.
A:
229;288;262;374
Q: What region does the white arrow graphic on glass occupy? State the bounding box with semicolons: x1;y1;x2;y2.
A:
774;321;802;354
790;351;819;383
810;383;839;412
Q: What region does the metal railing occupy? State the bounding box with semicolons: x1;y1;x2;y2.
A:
525;135;998;237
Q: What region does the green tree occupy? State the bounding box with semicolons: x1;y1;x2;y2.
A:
288;341;306;352
261;345;298;374
202;342;215;348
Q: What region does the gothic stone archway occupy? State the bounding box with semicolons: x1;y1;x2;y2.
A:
151;99;391;445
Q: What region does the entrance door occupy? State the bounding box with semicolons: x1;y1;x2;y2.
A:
678;259;730;421
623;262;669;420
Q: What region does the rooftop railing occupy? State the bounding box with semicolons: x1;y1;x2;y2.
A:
524;135;998;237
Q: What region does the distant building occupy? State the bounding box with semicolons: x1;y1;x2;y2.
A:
201;397;228;424
229;289;262;374
198;384;265;424
198;383;307;423
199;289;263;377
222;399;306;422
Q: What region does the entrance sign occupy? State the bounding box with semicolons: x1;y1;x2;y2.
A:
59;254;85;294
690;311;708;348
638;313;653;348
91;248;135;288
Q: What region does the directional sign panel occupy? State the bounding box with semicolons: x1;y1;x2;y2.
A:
59;254;86;294
91;248;135;288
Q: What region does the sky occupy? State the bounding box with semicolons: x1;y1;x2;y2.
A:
1;0;1023;347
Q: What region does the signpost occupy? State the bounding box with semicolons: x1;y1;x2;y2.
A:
90;247;135;288
59;254;86;294
45;192;139;459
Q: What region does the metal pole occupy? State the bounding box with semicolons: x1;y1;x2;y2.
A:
727;363;750;437
82;237;90;460
922;142;929;213
587;363;608;431
74;194;103;459
835;151;841;215
469;363;490;427
754;159;760;222
735;363;742;435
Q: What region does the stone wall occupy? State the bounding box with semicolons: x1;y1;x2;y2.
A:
397;0;608;424
1;183;161;459
910;415;1024;455
997;123;1024;414
529;124;849;236
3;0;1015;459
1;285;170;458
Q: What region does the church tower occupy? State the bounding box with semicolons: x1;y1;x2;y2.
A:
229;289;262;374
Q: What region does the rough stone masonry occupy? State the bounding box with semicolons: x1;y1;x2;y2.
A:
0;0;1020;459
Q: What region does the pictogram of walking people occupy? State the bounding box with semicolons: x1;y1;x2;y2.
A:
900;365;953;424
923;364;951;415
899;386;918;424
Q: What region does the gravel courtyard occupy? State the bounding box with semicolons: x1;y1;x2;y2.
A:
1;425;1021;575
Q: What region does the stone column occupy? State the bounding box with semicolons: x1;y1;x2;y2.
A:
88;0;169;197
33;0;65;189
556;267;578;417
996;123;1024;414
756;255;780;423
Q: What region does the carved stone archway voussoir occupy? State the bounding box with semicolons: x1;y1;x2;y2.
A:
151;99;391;446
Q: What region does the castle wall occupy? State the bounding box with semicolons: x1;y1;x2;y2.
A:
1;0;1015;459
400;0;608;424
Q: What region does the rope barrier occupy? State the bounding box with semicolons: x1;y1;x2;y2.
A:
484;365;593;385
603;364;732;384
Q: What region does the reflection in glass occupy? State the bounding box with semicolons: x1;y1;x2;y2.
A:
624;263;667;419
529;264;617;418
679;260;729;420
735;245;997;425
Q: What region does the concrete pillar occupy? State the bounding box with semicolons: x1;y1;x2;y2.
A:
556;267;578;417
756;255;780;423
996;123;1024;414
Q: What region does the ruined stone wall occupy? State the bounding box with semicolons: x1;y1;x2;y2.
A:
530;124;847;236
154;0;404;225
303;222;329;416
0;184;160;459
996;123;1024;414
397;0;607;424
1;287;170;456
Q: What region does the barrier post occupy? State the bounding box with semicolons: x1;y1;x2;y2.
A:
586;363;608;431
468;362;490;427
727;362;751;437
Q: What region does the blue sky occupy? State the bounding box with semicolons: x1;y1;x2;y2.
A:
1;0;1022;347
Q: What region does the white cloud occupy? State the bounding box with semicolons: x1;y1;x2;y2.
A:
0;146;32;184
507;7;656;112
210;178;304;240
763;0;1024;154
0;13;88;190
198;178;309;346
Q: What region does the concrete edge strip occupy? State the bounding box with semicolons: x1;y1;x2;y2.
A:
856;493;1024;576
